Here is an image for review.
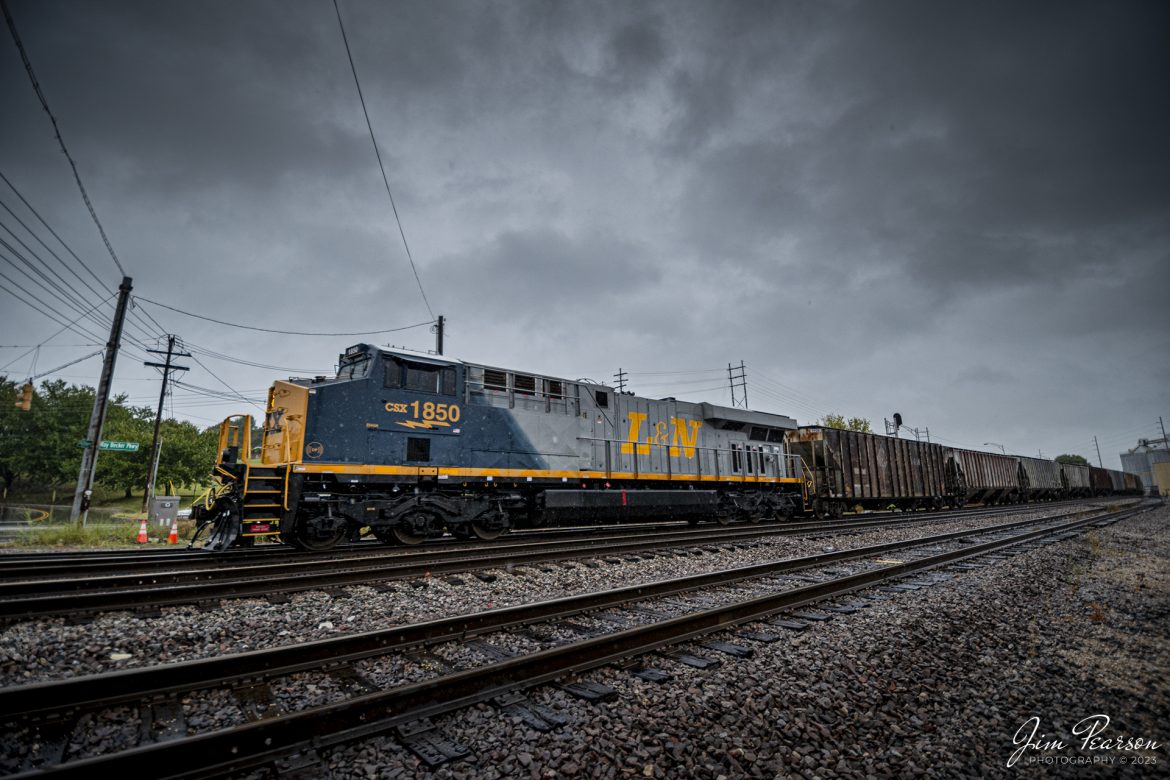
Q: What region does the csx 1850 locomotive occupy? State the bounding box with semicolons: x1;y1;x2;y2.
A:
193;345;809;550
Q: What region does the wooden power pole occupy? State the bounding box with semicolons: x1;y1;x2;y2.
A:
142;335;190;513
70;276;133;526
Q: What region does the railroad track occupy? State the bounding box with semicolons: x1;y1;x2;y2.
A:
0;502;1118;623
0;501;1149;778
0;498;1109;577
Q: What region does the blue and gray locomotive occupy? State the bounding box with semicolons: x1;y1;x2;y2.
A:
193;344;808;550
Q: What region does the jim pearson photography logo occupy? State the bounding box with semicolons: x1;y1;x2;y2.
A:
1008;714;1162;768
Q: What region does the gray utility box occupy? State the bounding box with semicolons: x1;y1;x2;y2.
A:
151;495;181;526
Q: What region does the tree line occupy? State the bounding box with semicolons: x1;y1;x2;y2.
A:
0;377;218;500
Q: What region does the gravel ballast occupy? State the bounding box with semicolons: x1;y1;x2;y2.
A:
321;504;1169;779
3;502;1167;777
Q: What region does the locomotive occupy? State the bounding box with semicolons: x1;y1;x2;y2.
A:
193;344;808;550
191;344;1143;551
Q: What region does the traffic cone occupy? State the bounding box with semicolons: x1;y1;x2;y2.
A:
167;516;179;545
136;518;149;544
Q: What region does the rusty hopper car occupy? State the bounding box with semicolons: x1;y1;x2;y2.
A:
1018;456;1063;500
948;449;1021;504
1088;466;1114;496
193;344;808;550
787;427;953;515
1060;462;1092;497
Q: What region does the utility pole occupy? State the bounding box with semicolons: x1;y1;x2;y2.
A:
1160;416;1167;446
142;335;190;513
613;368;627;393
728;361;748;409
1093;435;1103;467
434;314;444;355
71;276;132;526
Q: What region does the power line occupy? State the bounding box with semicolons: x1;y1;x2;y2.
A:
332;0;433;320
185;341;333;374
0;195;107;304
0;291;116;371
19;349;104;382
0;232;112;334
627;367;727;377
0;269;110;343
134;295;434;336
187;354;266;412
0;343;101;348
2;0;127;277
0;171;109;292
0;172;165;345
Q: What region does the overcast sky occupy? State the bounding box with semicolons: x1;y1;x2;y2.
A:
2;0;1167;470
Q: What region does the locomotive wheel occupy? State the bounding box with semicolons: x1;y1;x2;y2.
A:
471;521;504;541
373;525;426;545
291;511;347;552
379;510;431;545
393;526;426;545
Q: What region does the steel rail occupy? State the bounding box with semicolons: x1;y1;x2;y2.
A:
3;503;1142;779
0;499;1098;587
0;499;1108;578
0;505;1129;721
0;500;1108;623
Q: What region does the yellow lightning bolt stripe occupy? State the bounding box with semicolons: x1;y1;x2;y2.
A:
396;420;452;430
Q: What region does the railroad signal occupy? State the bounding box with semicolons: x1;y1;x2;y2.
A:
15;382;33;411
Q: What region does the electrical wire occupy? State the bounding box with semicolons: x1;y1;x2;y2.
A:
20;349;103;382
0;174;166;345
0;233;112;335
184;342;332;374
2;0;127;278
331;0;433;320
0;343;101;348
134;295;434;336
187;354;266;412
0;270;110;343
0;291;116;371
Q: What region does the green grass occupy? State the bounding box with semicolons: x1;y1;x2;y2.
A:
4;485;204;510
4;518;199;549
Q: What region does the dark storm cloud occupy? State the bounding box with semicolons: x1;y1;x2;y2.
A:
672;0;1170;327
1;0;1166;466
430;227;660;318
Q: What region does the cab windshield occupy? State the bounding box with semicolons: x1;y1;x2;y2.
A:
337;351;371;380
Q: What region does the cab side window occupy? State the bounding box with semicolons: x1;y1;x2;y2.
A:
388;359;457;396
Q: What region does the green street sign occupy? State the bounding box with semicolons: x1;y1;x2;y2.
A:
77;439;140;452
99;441;140;452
